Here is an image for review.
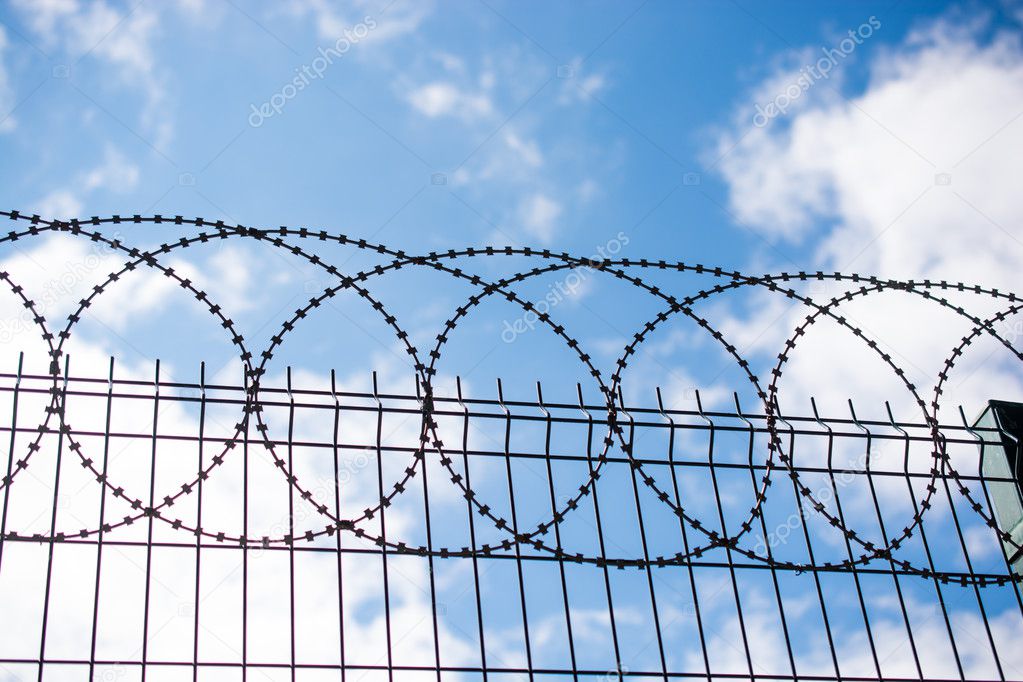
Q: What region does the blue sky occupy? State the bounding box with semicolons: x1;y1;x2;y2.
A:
1;0;1007;260
0;0;1021;412
2;1;1023;680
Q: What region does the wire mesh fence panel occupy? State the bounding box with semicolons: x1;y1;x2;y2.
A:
0;364;1021;682
0;213;1022;680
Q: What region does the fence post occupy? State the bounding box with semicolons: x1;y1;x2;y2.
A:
974;400;1023;574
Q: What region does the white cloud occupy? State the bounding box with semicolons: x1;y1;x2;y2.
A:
557;56;609;105
518;192;562;244
11;0;78;38
284;0;430;47
407;81;494;120
33;190;83;220
579;73;606;95
0;26;17;133
449;126;548;191
502;130;543;168
81;145;141;192
12;0;173;147
716;18;1023;262
400;48;613;245
576;178;599;203
171;243;268;316
30;144;140;219
433;50;466;74
683;583;1023;679
0;232;171;362
174;0;215;20
74;1;158;74
711;15;1023;418
14;0;157;73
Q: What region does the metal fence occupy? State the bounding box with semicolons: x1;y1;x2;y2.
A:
0;360;1020;682
1;212;1023;680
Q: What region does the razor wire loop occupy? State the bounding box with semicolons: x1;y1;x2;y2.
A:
927;301;1023;552
0;212;1021;584
765;282;947;567
765;280;1023;569
0;220;259;543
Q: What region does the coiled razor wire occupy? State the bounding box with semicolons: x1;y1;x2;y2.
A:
0;210;1020;586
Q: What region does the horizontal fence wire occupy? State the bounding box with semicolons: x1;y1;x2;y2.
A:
0;362;1020;682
